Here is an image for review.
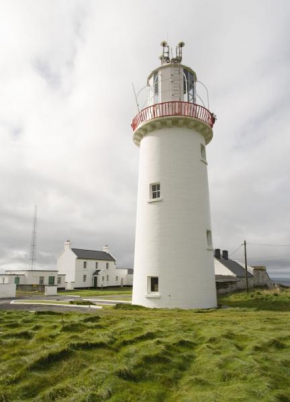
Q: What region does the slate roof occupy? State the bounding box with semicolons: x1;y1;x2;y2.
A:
71;248;116;262
216;257;253;278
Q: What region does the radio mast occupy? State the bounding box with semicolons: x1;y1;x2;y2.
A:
29;205;37;270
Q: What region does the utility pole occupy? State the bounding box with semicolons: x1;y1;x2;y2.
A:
29;205;37;270
243;240;249;293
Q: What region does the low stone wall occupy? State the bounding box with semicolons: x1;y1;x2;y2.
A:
16;284;45;292
216;277;254;295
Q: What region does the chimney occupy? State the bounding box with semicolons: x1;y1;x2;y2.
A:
214;249;221;259
222;250;228;260
64;240;71;250
103;245;109;254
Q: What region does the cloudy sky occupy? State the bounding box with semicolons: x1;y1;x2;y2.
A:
0;0;289;277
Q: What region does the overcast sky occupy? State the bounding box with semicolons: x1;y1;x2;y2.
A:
0;0;289;277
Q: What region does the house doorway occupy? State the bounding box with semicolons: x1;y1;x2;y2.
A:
94;276;98;288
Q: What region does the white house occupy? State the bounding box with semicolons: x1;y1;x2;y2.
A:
57;241;133;290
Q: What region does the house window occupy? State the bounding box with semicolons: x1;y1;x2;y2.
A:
57;276;61;285
207;230;213;249
150;183;161;200
83;275;87;282
83;261;87;268
116;276;118;281
14;277;20;285
201;144;206;161
106;262;109;269
39;276;44;285
102;276;105;282
107;275;109;282
48;276;55;286
96;262;98;269
148;277;159;293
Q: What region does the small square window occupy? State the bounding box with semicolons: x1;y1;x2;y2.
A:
83;275;87;282
83;261;87;269
207;230;213;248
148;277;159;293
150;183;161;199
201;144;206;161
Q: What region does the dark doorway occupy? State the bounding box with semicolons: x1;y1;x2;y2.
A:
94;276;98;288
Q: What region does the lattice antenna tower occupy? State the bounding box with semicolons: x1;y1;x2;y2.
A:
29;205;37;270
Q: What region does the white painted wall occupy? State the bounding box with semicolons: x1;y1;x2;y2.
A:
0;283;16;298
133;126;217;309
5;270;58;285
45;286;58;296
57;245;77;289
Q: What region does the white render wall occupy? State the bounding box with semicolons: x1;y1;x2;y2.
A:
133;127;217;309
5;270;58;286
57;248;77;288
0;283;16;298
74;259;117;288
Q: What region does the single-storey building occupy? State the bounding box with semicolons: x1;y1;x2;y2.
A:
4;269;62;291
57;241;133;290
214;249;273;294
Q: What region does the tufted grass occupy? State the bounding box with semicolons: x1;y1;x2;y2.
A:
0;288;289;401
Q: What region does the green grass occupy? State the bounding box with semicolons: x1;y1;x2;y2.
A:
58;286;133;298
0;289;290;401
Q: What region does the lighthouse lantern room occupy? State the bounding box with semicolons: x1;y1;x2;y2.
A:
132;42;217;309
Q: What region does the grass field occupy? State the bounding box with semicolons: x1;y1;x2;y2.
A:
0;288;290;401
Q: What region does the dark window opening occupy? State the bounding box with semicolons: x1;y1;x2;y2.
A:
150;277;159;292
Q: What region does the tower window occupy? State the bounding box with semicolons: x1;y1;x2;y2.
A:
183;69;195;103
83;261;87;269
83;275;87;282
201;144;206;161
207;230;213;249
106;262;109;269
153;72;159;103
150;183;161;199
96;262;98;269
148;277;159;293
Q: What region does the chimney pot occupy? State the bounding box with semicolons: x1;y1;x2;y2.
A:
214;249;221;259
222;250;228;260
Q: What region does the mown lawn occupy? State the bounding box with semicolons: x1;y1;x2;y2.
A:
0;288;290;401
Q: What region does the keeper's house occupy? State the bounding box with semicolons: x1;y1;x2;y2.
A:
57;240;133;290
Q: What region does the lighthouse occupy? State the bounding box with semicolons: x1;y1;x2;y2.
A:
132;42;217;309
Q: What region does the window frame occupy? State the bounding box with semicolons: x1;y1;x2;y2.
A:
39;276;44;285
83;274;87;283
150;183;161;200
207;230;213;249
148;276;159;293
83;261;87;269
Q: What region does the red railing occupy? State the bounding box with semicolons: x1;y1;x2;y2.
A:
131;101;215;131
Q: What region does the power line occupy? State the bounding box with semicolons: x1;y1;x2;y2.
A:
247;243;290;247
230;244;243;256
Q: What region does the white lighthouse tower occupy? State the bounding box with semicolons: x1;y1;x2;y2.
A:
132;42;217;309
